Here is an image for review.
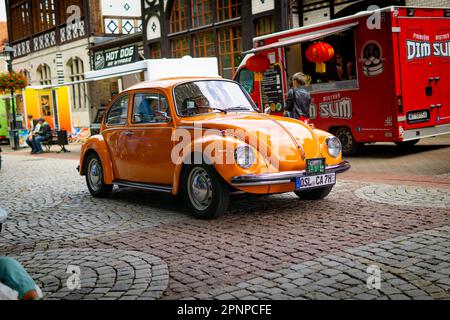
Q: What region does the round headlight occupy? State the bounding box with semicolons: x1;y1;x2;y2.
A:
326;136;342;158
234;146;256;169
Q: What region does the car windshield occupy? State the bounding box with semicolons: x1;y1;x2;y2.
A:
174;80;257;116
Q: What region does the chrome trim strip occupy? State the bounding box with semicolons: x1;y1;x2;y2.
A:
114;180;173;193
231;161;350;187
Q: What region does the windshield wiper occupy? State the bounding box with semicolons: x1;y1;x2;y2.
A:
194;106;228;114
226;105;253;112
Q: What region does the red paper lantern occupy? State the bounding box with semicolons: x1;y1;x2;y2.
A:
245;54;271;73
305;42;335;63
305;42;335;73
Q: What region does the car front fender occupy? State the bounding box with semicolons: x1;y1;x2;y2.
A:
171;133;271;195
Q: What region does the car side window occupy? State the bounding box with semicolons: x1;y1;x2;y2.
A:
236;68;254;94
133;92;171;124
106;95;129;126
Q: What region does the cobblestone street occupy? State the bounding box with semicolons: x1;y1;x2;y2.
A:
0;136;449;300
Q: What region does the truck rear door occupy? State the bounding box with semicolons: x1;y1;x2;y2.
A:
397;13;450;131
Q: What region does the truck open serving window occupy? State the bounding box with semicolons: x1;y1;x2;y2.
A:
286;29;358;93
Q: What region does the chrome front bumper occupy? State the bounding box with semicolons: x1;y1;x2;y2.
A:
231;161;351;187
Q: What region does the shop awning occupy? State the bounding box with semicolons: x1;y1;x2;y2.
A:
84;60;147;81
28;60;147;90
243;22;359;54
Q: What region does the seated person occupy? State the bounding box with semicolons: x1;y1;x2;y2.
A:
135;97;156;123
26;118;41;154
31;118;52;154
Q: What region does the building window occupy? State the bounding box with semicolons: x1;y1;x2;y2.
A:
193;31;215;57
67;58;86;109
37;64;52;85
170;0;190;33
255;16;275;37
218;26;242;79
33;0;56;33
171;36;190;58
149;42;162;59
10;1;31;41
216;0;241;21
104;17;142;34
58;0;84;23
192;0;212;28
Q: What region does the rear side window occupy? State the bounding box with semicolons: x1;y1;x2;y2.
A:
106;95;129;126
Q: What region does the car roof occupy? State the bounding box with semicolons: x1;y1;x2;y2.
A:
124;77;224;92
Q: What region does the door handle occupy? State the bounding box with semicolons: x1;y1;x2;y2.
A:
123;131;135;136
429;77;441;84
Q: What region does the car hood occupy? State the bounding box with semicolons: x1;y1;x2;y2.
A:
180;113;321;171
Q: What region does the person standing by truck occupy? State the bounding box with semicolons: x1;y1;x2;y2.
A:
284;72;311;123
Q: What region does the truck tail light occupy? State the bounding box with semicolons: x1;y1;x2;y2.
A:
397;95;403;114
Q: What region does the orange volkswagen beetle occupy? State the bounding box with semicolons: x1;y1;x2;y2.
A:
79;77;350;219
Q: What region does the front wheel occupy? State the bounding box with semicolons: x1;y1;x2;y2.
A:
295;186;334;200
85;153;113;198
182;164;230;219
334;127;362;157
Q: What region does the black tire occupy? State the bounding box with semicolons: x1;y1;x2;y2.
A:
334;127;362;157
295;186;334;200
395;139;420;148
85;153;113;198
182;164;230;219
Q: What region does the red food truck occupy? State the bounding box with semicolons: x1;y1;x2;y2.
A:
235;6;450;155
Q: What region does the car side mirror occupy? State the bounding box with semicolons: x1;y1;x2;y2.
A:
134;114;143;123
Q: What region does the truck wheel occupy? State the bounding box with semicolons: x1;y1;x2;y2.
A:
395;139;420;148
182;164;230;219
85;153;113;198
334;127;361;157
295;186;334;200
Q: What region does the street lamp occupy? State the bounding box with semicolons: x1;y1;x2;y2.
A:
2;44;20;150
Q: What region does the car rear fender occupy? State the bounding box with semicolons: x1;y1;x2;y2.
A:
80;135;115;185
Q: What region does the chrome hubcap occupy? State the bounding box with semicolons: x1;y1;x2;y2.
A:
88;159;102;191
187;167;213;211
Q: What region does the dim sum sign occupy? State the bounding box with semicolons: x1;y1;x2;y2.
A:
94;45;138;70
407;33;450;61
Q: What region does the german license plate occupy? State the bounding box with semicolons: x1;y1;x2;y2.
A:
296;173;336;191
306;158;326;176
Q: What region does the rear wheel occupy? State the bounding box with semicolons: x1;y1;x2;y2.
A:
182;164;230;219
334;127;362;157
295;186;334;200
85;153;113;198
395;139;420;148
